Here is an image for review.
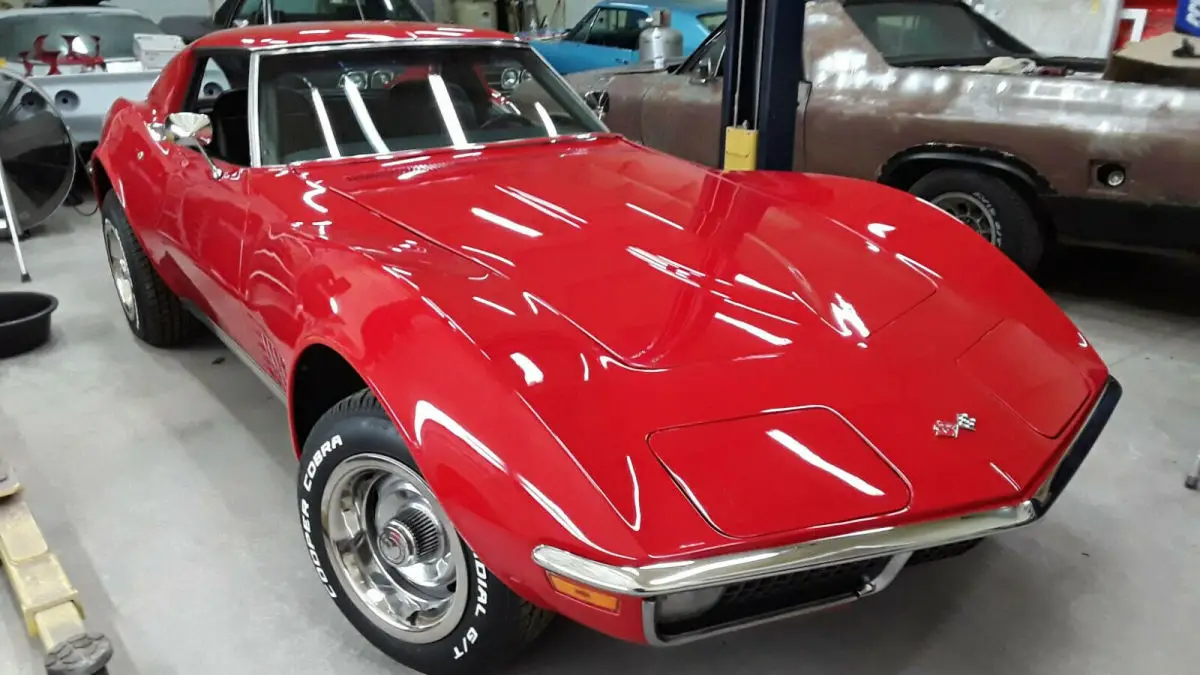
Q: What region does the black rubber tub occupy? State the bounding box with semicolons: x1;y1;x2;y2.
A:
0;291;58;358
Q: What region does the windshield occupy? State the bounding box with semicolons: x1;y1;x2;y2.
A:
255;45;606;165
697;12;726;32
0;12;163;60
844;1;1034;65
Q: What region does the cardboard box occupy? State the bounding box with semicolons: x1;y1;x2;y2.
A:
133;33;185;71
1104;31;1200;87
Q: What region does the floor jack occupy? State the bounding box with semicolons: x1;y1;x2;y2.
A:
0;455;113;674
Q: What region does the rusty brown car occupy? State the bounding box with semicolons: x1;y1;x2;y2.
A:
563;0;1200;272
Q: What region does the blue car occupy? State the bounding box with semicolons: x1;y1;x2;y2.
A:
524;1;725;75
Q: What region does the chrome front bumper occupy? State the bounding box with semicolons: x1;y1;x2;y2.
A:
532;376;1122;645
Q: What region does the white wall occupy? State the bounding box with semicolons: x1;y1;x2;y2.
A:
965;0;1124;58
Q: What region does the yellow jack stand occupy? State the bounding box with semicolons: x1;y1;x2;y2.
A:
0;458;112;675
723;126;758;172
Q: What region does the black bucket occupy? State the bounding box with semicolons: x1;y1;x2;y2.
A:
0;291;58;358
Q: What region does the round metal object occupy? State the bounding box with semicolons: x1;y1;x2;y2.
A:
930;191;998;244
321;454;468;645
0;70;75;235
500;67;523;91
0;290;57;359
1105;169;1125;188
103;217;138;325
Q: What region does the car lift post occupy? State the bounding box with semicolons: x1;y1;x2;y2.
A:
720;0;807;172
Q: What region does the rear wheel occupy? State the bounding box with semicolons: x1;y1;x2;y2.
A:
909;168;1045;274
297;389;553;675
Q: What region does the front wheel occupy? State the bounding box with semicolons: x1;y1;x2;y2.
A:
297;389;553;675
909;168;1045;274
101;191;200;346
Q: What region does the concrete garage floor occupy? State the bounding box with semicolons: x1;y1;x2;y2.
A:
1;206;1198;675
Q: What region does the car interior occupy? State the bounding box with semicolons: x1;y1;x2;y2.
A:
569;8;649;51
184;56;252;166
180;50;597;167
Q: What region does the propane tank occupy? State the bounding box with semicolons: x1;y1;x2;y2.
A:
638;9;684;68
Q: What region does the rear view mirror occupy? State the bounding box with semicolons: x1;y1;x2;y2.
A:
163;112;223;179
690;58;715;85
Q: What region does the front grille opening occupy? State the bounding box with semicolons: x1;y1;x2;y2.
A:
657;556;890;638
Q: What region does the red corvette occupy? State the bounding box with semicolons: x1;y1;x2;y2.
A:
90;21;1121;675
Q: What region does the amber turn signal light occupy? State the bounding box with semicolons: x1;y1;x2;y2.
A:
547;573;621;613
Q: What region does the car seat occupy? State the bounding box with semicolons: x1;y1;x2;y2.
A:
267;87;333;162
378;79;478;146
207;88;250;166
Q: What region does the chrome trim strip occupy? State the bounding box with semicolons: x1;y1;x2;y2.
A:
641;551;914;646
248;38;527;54
1030;375;1120;512
248;51;263;168
184;304;286;402
534;377;1119;599
532;501;1039;598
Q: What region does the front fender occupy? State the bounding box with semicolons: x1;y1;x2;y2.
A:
288;258;650;638
726;171;1106;383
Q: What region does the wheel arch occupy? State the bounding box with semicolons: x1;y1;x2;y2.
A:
88;157;114;205
877;143;1056;237
878;144;1053;194
289;342;372;453
285;327;647;620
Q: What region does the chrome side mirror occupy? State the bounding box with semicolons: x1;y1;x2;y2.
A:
163;112;223;179
689;58;715;85
166;112;212;147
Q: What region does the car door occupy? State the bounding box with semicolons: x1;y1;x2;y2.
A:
547;5;646;73
158;51;258;347
639;24;813;171
581;5;647;67
639;28;726;167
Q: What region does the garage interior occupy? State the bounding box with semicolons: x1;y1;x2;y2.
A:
2;0;1199;674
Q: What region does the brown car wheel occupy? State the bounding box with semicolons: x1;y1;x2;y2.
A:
910;168;1045;274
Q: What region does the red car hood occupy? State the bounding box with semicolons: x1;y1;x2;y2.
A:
317;141;936;370
307;140;1097;545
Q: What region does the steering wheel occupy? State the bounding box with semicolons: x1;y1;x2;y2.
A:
480;113;537;130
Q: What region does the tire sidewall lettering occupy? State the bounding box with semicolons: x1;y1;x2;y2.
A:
970;190;1003;247
300;433;345;599
453;552;490;660
299;423;517;668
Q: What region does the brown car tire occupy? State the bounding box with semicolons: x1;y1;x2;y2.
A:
910;168;1045;274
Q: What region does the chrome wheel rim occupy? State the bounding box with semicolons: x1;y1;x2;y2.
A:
321;454;468;644
931;192;998;244
103;218;138;325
